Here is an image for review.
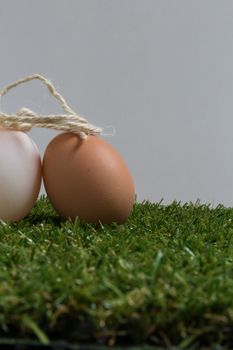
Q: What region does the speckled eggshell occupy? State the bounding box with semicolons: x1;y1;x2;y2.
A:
42;133;135;224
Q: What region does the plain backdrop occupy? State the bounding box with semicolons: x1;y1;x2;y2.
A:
1;0;233;206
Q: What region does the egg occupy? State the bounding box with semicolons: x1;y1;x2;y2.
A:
0;128;42;222
42;133;135;224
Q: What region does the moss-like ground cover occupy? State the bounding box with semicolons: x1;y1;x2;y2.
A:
0;195;232;349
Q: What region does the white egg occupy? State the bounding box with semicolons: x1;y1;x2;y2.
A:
0;128;42;222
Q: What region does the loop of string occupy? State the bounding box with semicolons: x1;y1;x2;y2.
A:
0;74;102;139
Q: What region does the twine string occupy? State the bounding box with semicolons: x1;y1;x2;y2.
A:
0;74;102;138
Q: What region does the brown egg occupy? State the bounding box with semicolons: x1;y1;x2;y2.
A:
42;133;135;224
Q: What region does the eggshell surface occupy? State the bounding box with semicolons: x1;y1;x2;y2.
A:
0;129;42;222
42;133;135;224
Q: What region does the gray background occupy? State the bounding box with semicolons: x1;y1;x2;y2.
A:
0;0;233;206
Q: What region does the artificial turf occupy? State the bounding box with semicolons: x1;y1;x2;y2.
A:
0;195;232;349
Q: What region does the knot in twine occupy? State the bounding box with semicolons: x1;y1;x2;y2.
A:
0;74;102;139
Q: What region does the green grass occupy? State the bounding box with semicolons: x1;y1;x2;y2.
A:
0;195;232;349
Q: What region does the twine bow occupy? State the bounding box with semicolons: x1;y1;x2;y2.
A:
0;74;102;139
